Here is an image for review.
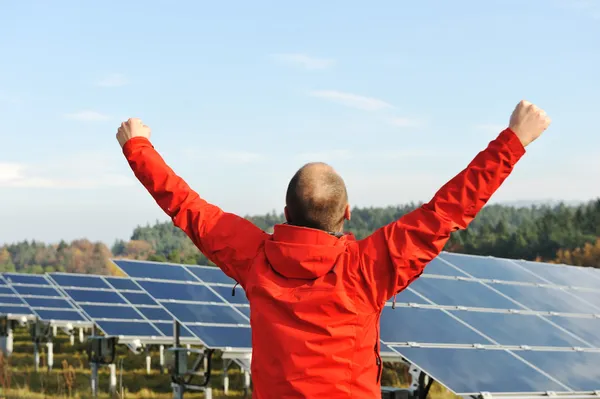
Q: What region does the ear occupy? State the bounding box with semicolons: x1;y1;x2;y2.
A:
344;203;351;221
284;206;291;223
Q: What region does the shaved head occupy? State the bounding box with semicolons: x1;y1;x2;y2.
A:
285;162;349;232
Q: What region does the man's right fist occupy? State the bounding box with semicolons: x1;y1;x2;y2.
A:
508;100;551;147
116;118;151;148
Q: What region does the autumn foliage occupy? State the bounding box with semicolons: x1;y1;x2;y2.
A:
0;199;599;275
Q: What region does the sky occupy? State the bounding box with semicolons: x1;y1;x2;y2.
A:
0;0;599;245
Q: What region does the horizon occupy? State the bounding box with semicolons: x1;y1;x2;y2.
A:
1;0;599;245
1;197;595;247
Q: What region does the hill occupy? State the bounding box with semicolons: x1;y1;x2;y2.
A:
1;199;599;275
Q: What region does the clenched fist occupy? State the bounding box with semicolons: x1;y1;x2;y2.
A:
509;100;551;147
116;118;151;148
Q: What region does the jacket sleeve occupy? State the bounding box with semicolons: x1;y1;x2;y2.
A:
357;128;526;307
122;137;267;288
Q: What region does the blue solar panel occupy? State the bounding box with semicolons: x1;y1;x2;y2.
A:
113;259;252;350
161;303;248;325
490;283;600;314
113;259;197;282
211;286;247;304
185;325;251;348
0;305;33;316
518;350;600;391
2;273;88;323
185;265;237;284
547;316;600;348
64;289;126;304
514;259;600;289
380;307;492;345
96;321;163;337
422;256;469;277
449;311;589;348
81;305;144;320
409;276;523;310
51;274;111;289
49;273;173;340
4;273;49;285
105;277;139;291
137;281;221;302
390;347;568;395
385;251;600;396
114;254;600;395
439;252;546;284
0;296;27;305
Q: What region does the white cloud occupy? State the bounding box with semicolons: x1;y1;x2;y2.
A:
64;110;111;122
0;152;134;189
309;90;393;111
388;117;423;128
272;53;335;70
97;73;129;87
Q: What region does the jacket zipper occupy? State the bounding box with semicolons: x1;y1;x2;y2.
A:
375;342;382;382
375;319;382;383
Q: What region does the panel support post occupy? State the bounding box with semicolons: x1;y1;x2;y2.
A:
52;325;57;336
33;342;40;372
172;383;184;399
5;325;13;356
79;327;84;343
205;387;212;399
90;362;99;398
146;346;151;374
223;359;231;395
46;342;54;371
70;334;75;346
109;363;117;396
244;369;251;396
159;345;165;374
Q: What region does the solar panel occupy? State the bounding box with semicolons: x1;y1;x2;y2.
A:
382;251;600;397
0;275;33;318
2;273;89;325
112;260;251;351
47;273;196;343
113;254;600;397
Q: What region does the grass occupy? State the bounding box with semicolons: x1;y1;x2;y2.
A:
0;326;455;398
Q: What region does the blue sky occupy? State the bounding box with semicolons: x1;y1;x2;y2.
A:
0;0;599;245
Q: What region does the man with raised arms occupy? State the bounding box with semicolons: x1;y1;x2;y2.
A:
116;100;550;398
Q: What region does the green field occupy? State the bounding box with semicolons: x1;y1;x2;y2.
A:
0;326;454;398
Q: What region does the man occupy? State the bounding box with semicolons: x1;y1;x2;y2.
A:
117;100;550;398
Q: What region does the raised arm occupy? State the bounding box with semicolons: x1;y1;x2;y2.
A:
357;100;551;307
117;118;267;288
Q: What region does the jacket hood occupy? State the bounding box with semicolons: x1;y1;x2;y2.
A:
264;224;354;280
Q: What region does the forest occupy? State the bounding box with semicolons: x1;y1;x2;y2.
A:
1;199;599;275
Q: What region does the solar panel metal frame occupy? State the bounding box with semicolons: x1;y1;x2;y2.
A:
47;272;199;345
1;273;92;328
0;275;35;322
381;251;600;398
113;254;600;397
111;259;251;355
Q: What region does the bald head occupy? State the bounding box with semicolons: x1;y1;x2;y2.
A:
285;162;349;232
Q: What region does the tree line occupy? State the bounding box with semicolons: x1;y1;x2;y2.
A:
1;199;599;275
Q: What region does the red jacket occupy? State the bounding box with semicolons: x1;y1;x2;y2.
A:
123;128;525;398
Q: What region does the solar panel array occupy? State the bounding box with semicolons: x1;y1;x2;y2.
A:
112;260;251;350
382;252;600;396
1;253;599;397
1;273;89;326
0;274;34;318
47;273;198;343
